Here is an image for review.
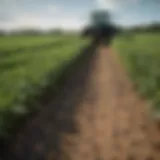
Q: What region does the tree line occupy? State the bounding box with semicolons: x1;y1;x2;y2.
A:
125;23;160;33
0;22;160;36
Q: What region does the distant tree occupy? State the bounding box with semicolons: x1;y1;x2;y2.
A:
0;30;6;36
48;28;63;35
9;29;43;36
128;22;160;33
147;23;160;32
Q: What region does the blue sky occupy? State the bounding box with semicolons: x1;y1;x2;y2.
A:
0;0;159;30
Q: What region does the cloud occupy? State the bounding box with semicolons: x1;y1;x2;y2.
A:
0;14;85;31
96;0;141;10
0;0;147;30
96;0;118;10
0;0;86;30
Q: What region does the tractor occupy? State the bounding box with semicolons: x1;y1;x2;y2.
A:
82;10;117;45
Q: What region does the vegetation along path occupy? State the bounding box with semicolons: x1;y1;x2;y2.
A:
7;45;160;160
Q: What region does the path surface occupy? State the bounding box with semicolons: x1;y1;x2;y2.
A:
8;46;160;160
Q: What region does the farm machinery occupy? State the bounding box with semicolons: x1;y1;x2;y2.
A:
82;10;117;45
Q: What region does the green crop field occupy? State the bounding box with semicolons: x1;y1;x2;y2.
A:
0;35;88;138
113;32;160;116
0;35;80;53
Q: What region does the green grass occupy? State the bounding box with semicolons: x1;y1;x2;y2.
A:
0;35;88;138
113;32;160;114
0;35;80;53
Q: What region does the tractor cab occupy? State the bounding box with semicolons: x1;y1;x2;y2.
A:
91;10;110;28
82;10;116;45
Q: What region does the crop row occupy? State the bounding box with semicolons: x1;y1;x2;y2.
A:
113;33;160;116
0;36;88;138
0;35;81;53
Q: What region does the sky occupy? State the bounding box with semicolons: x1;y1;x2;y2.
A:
0;0;159;31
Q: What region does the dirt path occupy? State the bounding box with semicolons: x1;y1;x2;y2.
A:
8;46;160;160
